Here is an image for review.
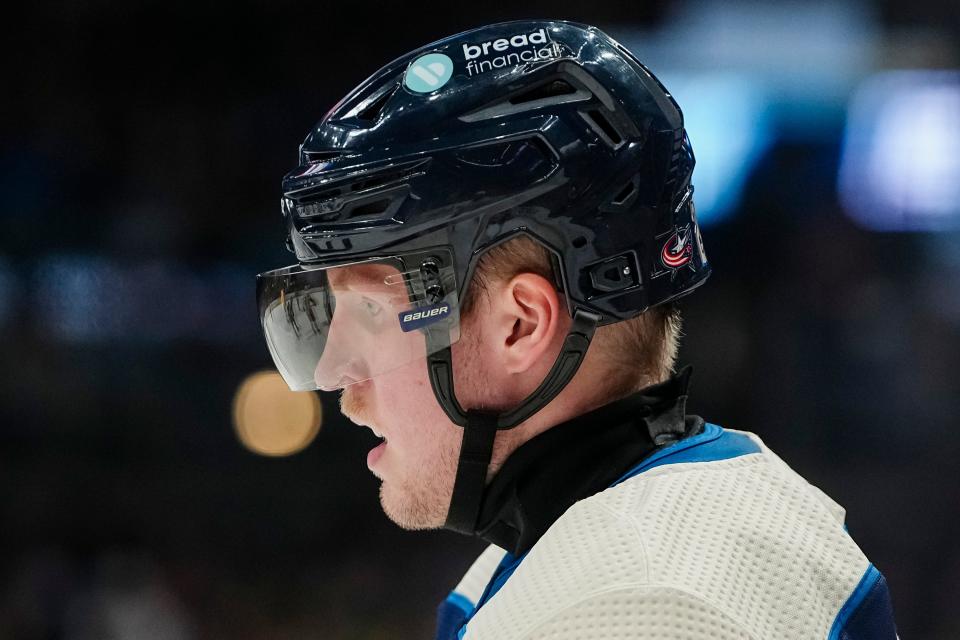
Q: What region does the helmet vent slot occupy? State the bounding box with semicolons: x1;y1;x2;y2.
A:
600;174;641;213
299;188;408;228
290;158;429;206
663;129;687;190
459;75;591;123
612;181;635;205
456;137;551;168
582;109;624;148
355;84;398;122
340;81;399;123
509;79;579;105
345;198;391;219
288;159;428;227
303;150;343;163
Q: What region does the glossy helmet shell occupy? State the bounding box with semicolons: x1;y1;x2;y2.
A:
281;19;710;323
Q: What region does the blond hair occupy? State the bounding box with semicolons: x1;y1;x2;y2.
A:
461;235;682;400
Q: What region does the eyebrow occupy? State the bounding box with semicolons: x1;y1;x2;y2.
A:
328;264;395;289
327;264;410;305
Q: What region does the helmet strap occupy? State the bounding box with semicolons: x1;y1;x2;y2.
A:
427;308;601;534
445;411;499;534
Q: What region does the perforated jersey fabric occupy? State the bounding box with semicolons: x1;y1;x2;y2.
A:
447;428;892;640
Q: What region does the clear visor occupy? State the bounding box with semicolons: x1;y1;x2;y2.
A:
256;256;460;391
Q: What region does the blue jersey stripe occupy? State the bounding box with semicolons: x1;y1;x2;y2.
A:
829;565;880;640
436;595;472;640
445;592;475;616
437;554;527;639
612;423;761;486
828;564;897;640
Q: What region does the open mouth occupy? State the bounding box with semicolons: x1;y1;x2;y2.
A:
367;431;388;469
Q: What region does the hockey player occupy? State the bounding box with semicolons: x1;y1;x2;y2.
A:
256;20;898;639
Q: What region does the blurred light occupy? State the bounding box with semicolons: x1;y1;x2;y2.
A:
610;0;881;226
659;73;773;226
612;0;878;133
32;254;254;345
34;254;120;341
839;71;960;231
232;370;322;457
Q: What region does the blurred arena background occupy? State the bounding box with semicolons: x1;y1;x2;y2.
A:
2;1;958;638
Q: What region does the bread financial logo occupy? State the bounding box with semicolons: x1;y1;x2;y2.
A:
461;28;562;77
404;53;454;93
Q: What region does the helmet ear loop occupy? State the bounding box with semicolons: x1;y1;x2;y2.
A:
426;308;601;534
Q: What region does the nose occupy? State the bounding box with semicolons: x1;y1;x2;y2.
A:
315;348;370;391
313;308;370;390
315;370;364;392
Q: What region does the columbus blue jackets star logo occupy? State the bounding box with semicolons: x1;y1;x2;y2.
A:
651;223;698;281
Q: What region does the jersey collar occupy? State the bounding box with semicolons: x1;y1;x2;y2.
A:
473;366;703;555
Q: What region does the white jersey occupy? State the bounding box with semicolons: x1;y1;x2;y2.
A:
436;424;897;640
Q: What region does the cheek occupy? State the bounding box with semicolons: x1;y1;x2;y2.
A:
450;325;483;407
372;359;459;459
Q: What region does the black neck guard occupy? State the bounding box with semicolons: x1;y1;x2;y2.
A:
472;366;702;556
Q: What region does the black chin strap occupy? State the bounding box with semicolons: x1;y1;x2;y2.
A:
445;412;499;533
428;308;601;535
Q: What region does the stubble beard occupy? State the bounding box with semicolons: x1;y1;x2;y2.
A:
339;384;459;531
339;385;372;427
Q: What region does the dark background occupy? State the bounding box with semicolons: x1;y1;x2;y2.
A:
2;1;958;638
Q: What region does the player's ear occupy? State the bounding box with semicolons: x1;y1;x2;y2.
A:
491;272;565;375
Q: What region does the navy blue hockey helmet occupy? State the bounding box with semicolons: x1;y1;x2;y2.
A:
256;20;710;532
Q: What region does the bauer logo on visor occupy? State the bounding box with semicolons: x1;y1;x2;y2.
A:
399;302;451;332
